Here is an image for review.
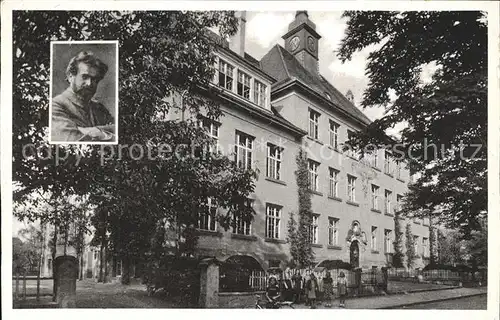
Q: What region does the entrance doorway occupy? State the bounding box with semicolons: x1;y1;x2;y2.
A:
350;241;359;268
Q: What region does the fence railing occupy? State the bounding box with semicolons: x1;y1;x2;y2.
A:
387;268;487;286
12;272;53;301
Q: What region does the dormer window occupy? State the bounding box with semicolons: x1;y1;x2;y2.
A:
215;55;269;110
237;71;251;99
254;80;266;107
218;59;234;90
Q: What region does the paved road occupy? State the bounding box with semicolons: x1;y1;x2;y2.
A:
401;294;487;310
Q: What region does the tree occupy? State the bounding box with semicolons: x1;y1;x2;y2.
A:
428;218;438;265
338;11;487;237
293;149;315;268
437;229;464;265
392;213;405;268
286;212;299;268
13;11;257;285
405;223;416;269
463;216;487;268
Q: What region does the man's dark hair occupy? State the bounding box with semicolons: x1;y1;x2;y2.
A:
66;51;108;81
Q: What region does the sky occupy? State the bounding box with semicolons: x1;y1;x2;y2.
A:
243;11;386;121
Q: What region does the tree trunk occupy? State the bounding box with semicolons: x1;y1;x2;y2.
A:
52;226;57;302
121;257;131;285
98;244;104;283
103;246;108;283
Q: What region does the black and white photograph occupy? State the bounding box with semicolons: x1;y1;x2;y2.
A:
49;41;118;144
1;1;499;319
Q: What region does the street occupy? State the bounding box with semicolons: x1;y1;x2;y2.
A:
401;294;487;309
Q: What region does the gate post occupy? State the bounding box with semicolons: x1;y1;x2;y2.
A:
55;256;78;308
355;268;362;296
199;258;220;308
381;267;388;292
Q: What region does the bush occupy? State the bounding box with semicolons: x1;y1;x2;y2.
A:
143;256;201;306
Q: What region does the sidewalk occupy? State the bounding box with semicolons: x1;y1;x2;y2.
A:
293;287;487;309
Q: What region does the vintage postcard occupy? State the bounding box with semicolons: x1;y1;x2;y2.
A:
1;1;499;320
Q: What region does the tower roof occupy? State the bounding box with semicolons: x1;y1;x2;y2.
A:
260;44;371;126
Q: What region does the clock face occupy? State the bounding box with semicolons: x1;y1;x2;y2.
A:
290;36;300;51
307;36;315;51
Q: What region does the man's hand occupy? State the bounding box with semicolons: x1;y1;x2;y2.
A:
78;126;115;141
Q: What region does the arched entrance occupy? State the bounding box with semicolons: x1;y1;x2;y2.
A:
350;241;360;268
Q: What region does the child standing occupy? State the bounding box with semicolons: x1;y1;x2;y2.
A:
337;271;347;308
306;273;319;309
323;271;334;307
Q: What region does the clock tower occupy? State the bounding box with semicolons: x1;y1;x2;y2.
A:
282;11;322;75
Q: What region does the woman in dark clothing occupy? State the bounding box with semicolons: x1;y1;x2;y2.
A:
306;273;319;309
291;271;302;303
323;271;334;307
266;276;281;308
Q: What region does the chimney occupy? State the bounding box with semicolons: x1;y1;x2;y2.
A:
346;90;354;104
229;11;246;57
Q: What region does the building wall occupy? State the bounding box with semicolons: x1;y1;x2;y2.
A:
195;101;302;270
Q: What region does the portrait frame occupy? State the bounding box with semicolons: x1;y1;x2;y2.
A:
48;40;119;145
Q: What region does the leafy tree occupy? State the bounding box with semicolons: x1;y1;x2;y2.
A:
392;213;404;268
338;11;487;237
405;223;416;269
13;11;257;285
437;229;464;265
293;149;314;268
428;218;438;265
463;217;487;268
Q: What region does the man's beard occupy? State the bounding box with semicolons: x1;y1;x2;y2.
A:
73;85;96;101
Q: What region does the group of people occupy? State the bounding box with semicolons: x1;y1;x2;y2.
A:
265;270;348;308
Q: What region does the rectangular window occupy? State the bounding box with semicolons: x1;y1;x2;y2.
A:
371;184;380;210
308;160;320;192
199;117;220;153
237;71;251;99
329;120;339;149
233;199;253;236
371;226;378;251
347;175;356;202
384;151;392;174
384;229;392;253
347;130;356;158
198;198;217;231
235;131;254;170
396;160;402;179
328;217;339;246
423;237;428;257
396;194;403;212
266;204;281;239
371;150;379;168
309;109;320;140
329;168;339;198
267;144;282;180
309;215;319;244
218;59;234;90
385;190;392;214
413;236;419;255
253;80;266;107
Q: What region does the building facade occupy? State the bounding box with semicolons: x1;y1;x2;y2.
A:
174;11;431;271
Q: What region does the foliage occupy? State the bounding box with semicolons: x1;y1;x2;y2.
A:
437;229;464;265
338;11;487;237
13;10;257;284
292;148;314;268
428;219;438;265
462;217;487;267
392;213;404;268
13;225;45;274
405;223;416;269
286;211;299;268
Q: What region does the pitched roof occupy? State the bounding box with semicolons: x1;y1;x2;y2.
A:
260;44;371;126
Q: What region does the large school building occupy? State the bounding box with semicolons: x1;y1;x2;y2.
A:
170;11;431;271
